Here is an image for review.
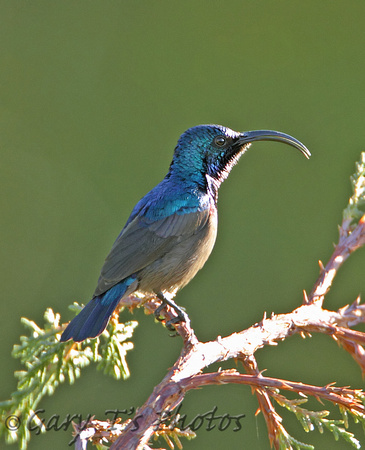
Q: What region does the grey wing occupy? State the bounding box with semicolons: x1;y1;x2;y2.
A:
93;208;210;296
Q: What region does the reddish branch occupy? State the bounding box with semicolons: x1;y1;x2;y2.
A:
73;215;365;449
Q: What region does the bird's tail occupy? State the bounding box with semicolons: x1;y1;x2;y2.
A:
60;280;131;342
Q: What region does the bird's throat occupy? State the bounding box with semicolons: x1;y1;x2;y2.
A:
208;142;251;185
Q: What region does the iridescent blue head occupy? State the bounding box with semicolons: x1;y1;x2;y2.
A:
169;124;310;190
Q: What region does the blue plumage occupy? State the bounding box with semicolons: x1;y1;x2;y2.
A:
61;125;309;342
60;277;136;342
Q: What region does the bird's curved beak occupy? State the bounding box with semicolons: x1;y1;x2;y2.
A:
238;130;311;159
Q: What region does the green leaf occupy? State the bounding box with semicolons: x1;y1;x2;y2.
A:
343;152;365;226
0;304;137;449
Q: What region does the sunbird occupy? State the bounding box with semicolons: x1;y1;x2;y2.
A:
61;124;310;342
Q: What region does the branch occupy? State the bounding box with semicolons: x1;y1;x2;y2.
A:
109;300;365;449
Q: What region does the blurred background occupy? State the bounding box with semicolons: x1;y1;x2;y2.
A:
1;1;365;449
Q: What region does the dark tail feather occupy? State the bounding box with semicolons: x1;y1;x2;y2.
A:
60;282;129;342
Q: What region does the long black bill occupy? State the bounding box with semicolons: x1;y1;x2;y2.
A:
239;130;310;159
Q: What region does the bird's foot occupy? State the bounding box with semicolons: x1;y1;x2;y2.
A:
154;292;189;332
165;316;181;334
154;302;166;321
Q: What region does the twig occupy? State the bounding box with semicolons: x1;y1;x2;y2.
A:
309;215;365;305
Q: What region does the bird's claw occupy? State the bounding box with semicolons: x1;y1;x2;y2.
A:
154;296;188;334
154;303;166;321
166;317;180;336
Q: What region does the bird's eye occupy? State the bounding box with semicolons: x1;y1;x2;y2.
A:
214;135;227;147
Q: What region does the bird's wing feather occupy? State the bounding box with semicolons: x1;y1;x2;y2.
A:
93;206;210;296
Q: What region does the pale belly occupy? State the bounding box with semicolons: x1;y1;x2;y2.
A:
137;212;217;296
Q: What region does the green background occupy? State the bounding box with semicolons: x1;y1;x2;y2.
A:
1;1;365;449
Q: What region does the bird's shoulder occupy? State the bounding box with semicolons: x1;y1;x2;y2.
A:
125;177;214;228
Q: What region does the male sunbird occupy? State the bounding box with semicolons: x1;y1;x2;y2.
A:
61;124;310;342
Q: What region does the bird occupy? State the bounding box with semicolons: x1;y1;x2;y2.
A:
60;124;310;342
